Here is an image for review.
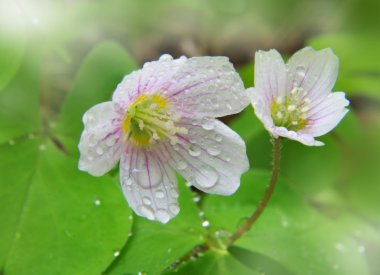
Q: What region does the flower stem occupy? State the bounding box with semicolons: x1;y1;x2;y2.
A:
228;138;281;245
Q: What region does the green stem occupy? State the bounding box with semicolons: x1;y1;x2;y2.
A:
228;138;282;245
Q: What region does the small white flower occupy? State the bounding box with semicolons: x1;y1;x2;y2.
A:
249;47;349;146
78;54;249;223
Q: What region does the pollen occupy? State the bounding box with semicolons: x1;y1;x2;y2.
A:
123;93;187;147
270;87;309;131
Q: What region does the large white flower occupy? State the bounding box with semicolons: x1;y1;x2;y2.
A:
78;54;250;223
249;47;349;146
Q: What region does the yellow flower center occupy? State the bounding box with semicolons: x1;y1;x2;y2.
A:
123;94;187;147
270;87;310;131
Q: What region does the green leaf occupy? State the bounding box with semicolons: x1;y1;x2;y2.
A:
202;170;370;275
0;50;41;144
0;1;26;91
238;62;254;88
54;41;137;155
230;108;342;195
308;34;380;100
0;139;132;275
105;177;207;275
165;250;260;275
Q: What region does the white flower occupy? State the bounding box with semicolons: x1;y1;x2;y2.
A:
249;47;349;146
78;54;250;223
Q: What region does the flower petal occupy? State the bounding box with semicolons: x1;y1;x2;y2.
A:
168;56;249;118
78;102;124;176
287;47;339;99
248;87;275;134
119;146;180;223
112;54;187;108
161;118;249;195
254;49;287;101
272;127;324;146
300;92;349;137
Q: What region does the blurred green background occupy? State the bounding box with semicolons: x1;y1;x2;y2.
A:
1;0;380;274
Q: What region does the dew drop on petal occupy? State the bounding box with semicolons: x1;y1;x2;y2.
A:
176;160;187;170
159;54;173;61
296;65;306;77
194;167;219;188
188;146;201;157
106;136;116;146
156;209;171;223
155;190;165;199
142;196;152;205
201;117;215;130
206;146;221;156
215;134;223;142
124;177;133;186
138;205;155;220
169;204;180;215
96;146;104;155
170;188;179;198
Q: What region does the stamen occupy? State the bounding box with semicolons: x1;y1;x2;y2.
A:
270;86;311;131
123;94;185;147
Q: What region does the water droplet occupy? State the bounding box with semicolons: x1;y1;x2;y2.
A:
281;219;289;227
106;136;116;146
193;196;200;203
156;209;171;223
226;103;232;110
335;243;345;251
194;167;219;188
206;146;221;156
142;197;152;205
128;215;133;220
94;199;101;206
215;134;223;142
135;157;162;188
358;245;366;254
296;65;306;77
96;146;104;155
167;248;172;253
155;190;165;199
88;134;97;147
39;144;46;151
138;205;155;220
188;146;201;157
202;220;210;227
169;204;180;215
198;211;204;217
170;188;179;198
124;177;133;186
159;54;173;61
201;117;215;130
176;161;187;170
113;251;120;257
8;139;15;145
